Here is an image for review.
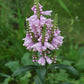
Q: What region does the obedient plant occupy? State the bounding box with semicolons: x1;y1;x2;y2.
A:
23;0;64;66
9;0;79;84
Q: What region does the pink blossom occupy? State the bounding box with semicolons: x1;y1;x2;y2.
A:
44;42;55;50
40;15;46;26
31;6;36;11
31;4;52;16
23;34;34;50
26;15;42;35
38;35;42;42
31;4;43;14
41;10;52;16
23;3;64;66
45;19;53;28
31;42;47;52
26;15;37;21
53;29;61;36
45;56;52;64
31;42;43;52
52;36;64;49
38;57;45;66
39;4;43;9
42;46;47;51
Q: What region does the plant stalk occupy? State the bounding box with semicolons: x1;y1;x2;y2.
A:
45;63;48;84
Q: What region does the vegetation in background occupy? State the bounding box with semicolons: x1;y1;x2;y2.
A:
0;0;84;84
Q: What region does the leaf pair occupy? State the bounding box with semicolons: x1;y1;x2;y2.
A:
11;64;80;84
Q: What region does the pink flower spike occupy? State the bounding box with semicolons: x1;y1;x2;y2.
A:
23;3;64;66
38;57;45;66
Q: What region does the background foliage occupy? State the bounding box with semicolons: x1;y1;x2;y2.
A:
0;0;84;84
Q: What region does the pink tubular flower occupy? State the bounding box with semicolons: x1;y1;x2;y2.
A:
53;28;61;36
31;42;43;52
31;4;43;14
31;5;37;13
26;15;37;21
38;57;45;66
40;15;46;26
23;34;34;50
45;56;52;64
26;15;42;35
31;42;47;52
52;35;64;49
45;19;53;28
23;3;64;66
44;42;55;50
38;56;52;65
41;10;52;16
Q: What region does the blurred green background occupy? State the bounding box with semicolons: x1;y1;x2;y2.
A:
0;0;84;84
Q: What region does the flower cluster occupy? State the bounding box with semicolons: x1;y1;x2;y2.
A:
23;2;64;66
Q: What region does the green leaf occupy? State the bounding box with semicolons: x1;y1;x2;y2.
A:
0;73;10;78
20;72;31;84
48;69;69;84
21;52;33;65
58;82;73;84
0;1;7;8
57;0;71;15
48;64;80;79
5;61;20;72
12;65;39;77
34;76;42;84
62;60;73;66
78;47;84;58
55;70;69;82
3;78;11;84
75;59;84;71
16;0;24;38
36;66;46;83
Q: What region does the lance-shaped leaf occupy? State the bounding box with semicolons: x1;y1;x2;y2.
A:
12;65;39;77
48;64;80;79
0;73;10;78
34;76;42;84
57;0;71;15
3;78;11;84
58;82;73;84
36;66;47;84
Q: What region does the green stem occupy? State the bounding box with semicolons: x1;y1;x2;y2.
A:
45;63;48;84
42;25;46;45
34;0;40;19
